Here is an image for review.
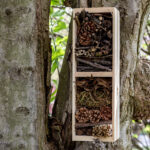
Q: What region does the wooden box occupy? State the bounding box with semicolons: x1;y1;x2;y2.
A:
72;7;120;142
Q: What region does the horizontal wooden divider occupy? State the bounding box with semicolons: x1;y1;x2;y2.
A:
75;72;113;77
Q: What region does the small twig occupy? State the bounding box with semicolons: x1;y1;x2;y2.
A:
75;16;80;27
88;59;112;66
75;46;94;50
143;37;149;45
79;57;112;66
132;139;143;150
77;58;112;71
146;26;150;38
76;121;112;128
93;13;112;19
89;55;112;59
141;48;150;55
77;66;94;71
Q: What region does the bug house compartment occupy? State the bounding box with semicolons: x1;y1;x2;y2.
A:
75;11;112;72
72;8;120;142
75;77;112;137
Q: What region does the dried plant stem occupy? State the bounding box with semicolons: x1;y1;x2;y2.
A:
77;58;111;71
76;121;112;128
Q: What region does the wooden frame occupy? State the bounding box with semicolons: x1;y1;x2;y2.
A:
72;7;120;142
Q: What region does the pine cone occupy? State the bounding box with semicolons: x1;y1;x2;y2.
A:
75;107;90;123
78;31;92;46
92;125;112;137
89;110;101;123
81;21;97;33
100;106;112;121
78;21;97;46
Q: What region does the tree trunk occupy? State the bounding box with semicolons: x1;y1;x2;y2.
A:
0;0;51;150
53;0;150;150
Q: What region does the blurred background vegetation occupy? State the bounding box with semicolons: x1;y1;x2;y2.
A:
49;0;72;111
49;0;150;149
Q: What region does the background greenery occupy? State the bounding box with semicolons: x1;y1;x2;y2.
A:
49;0;72;104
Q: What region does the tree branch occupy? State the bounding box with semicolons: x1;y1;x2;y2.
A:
141;48;150;55
133;58;150;120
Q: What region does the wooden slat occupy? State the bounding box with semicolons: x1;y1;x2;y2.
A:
72;135;114;142
72;9;77;140
75;72;113;77
76;121;112;128
73;7;115;14
114;8;120;141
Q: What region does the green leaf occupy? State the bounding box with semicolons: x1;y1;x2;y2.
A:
51;60;58;74
133;134;138;138
147;20;150;26
53;21;67;32
56;36;68;45
50;7;54;15
51;0;62;6
61;0;65;4
50;96;55;102
52;79;58;86
50;89;57;102
51;10;65;17
51;89;57;97
143;125;150;134
142;43;148;49
52;49;65;61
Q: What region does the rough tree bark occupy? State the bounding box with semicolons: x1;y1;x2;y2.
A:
0;0;51;150
53;0;150;150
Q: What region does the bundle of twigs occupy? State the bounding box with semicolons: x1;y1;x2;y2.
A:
75;10;113;72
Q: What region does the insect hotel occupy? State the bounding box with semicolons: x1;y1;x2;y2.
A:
72;7;120;142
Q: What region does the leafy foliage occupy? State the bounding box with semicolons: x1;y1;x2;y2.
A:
51;0;65;6
50;0;71;104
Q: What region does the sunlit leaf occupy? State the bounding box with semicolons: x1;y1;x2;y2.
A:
147;20;150;26
51;10;65;17
50;88;57;102
53;21;67;32
56;36;68;45
52;79;58;86
51;60;58;74
52;49;65;61
50;95;56;102
50;7;54;15
142;43;148;49
143;125;150;134
51;0;63;6
133;134;138;138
